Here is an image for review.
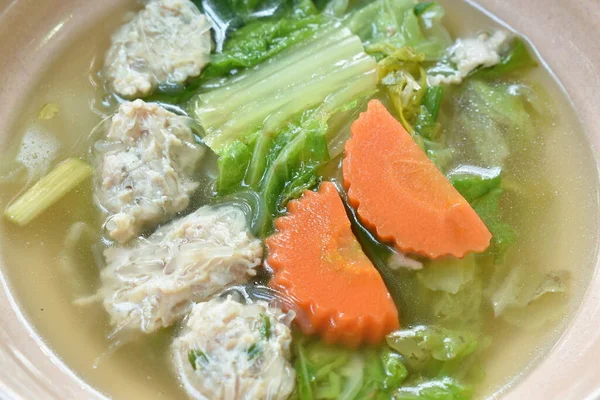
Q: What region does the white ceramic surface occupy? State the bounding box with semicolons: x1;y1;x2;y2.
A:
0;0;598;399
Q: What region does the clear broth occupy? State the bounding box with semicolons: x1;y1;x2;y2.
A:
0;1;598;399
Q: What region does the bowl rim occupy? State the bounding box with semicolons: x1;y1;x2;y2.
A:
0;0;599;399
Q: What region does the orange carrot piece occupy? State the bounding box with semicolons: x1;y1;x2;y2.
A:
343;99;491;259
267;181;399;347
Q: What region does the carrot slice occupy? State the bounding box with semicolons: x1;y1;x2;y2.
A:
343;99;491;259
267;181;399;347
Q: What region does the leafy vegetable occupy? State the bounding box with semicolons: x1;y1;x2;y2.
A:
294;341;315;400
196;0;314;52
318;0;350;17
428;277;485;333
372;45;427;132
370;44;450;171
382;349;409;389
216;108;331;234
202;0;326;78
414;2;435;16
216;139;255;194
470;187;516;260
390;255;486;334
473;38;538;80
291;335;408;400
414;86;444;140
446;79;549;169
203;23;377;233
278;166;320;209
260;114;330;227
449;166;502;203
341;184;486;397
392;377;472;400
193;26;377;151
417;255;476;295
5;158;92;226
449;166;516;261
188;349;208;370
413;86;451;171
422;138;453;172
486;266;569;327
387;326;479;375
347;0;452;61
292;329;476;400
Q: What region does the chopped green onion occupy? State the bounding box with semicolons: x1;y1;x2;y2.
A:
259;313;272;339
4;158;92;226
188;349;208;370
247;343;262;359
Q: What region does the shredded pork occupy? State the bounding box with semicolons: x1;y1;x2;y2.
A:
428;31;510;86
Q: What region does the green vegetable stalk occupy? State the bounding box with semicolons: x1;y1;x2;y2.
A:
5;158;92;226
193;26;377;151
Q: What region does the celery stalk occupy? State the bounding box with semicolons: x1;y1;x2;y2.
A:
5;158;92;226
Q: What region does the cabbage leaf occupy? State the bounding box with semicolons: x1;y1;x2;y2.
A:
446;79;550;169
387;326;479;374
193;26;377;151
417;255;476;295
202;0;326;78
472;38;538;80
347;0;452;61
486;265;569;327
216;106;351;236
449;166;516;261
392;377;472;400
291;336;408;400
195;24;377;235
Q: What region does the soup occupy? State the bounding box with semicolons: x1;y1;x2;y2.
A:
0;0;598;399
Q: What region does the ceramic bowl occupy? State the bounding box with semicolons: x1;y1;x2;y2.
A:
0;0;598;399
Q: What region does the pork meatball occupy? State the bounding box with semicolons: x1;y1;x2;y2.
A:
104;0;212;98
94;99;204;243
100;205;262;335
172;296;296;400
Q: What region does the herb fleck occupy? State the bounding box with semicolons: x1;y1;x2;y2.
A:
188;349;208;370
259;313;272;339
247;343;262;360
